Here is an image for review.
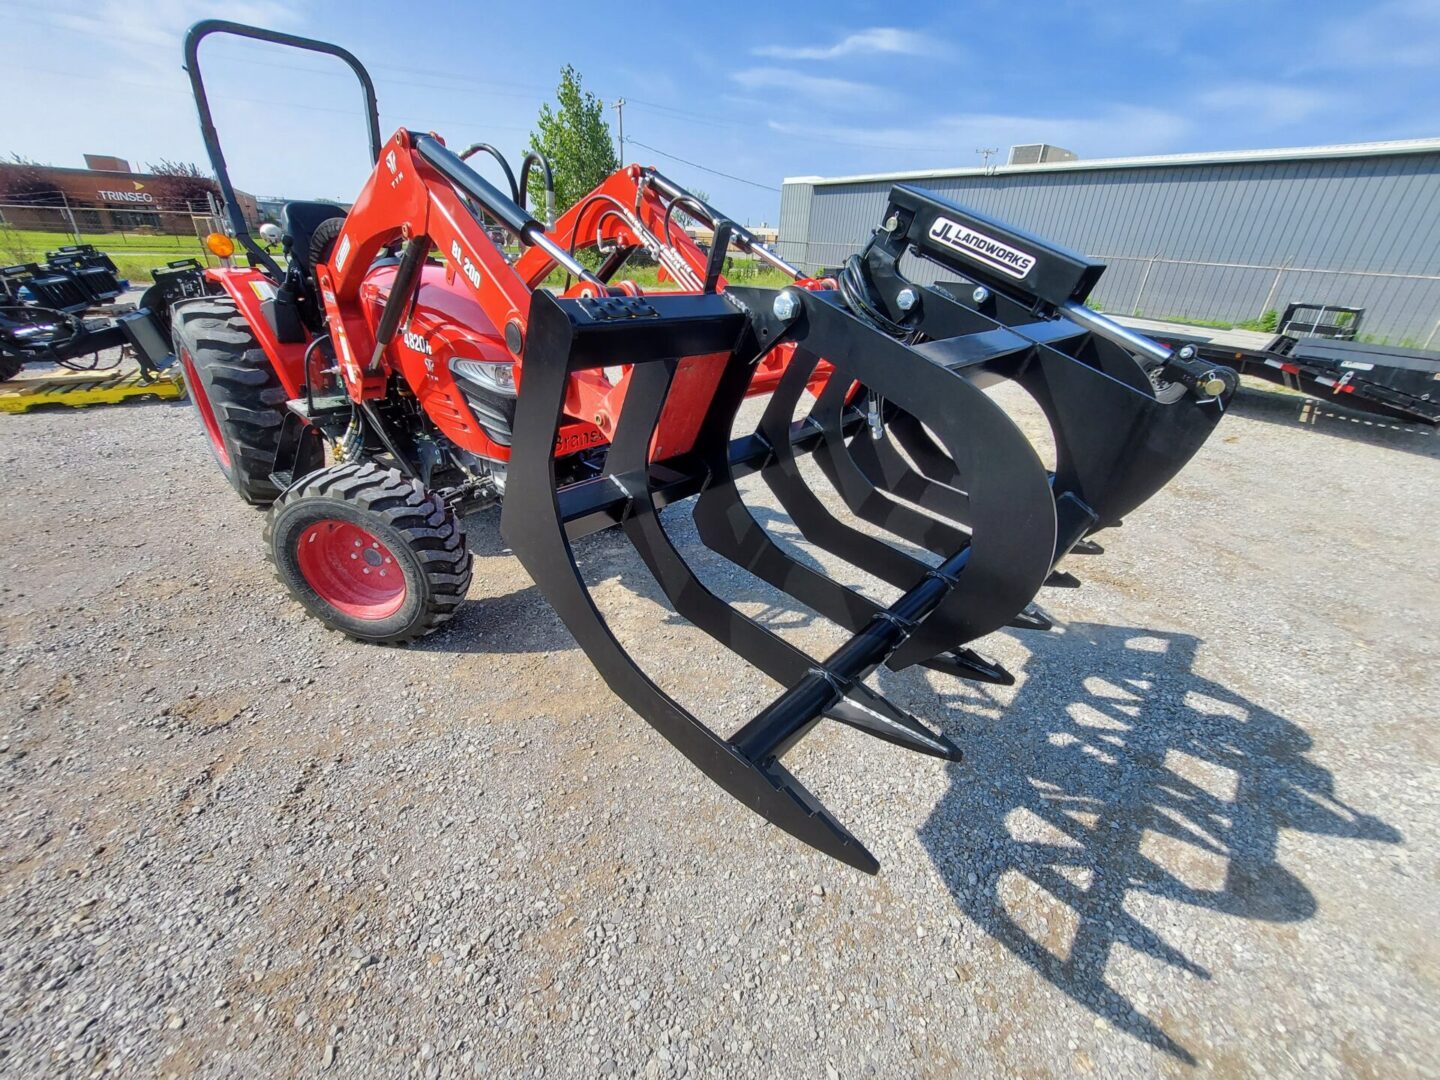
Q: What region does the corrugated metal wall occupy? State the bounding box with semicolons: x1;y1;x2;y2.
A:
778;152;1440;345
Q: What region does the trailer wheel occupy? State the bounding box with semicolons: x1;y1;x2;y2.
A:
172;298;287;505
265;462;473;644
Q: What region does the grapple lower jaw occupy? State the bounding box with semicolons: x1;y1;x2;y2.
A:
501;286;1059;873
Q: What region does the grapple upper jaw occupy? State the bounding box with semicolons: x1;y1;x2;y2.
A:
832;183;1234;541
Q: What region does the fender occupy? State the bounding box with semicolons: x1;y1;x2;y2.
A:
202;266;310;399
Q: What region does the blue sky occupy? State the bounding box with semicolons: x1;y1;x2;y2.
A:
7;0;1438;224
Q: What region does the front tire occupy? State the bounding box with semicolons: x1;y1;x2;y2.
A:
265;462;473;644
172;297;287;505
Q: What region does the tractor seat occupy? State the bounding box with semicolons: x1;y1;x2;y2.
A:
281;201;348;276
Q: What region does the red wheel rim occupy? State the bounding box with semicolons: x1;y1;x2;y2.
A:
179;347;230;468
295;520;407;619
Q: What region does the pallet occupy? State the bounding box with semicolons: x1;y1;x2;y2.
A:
0;367;185;414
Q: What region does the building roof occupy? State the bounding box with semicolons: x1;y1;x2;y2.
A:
784;137;1440;188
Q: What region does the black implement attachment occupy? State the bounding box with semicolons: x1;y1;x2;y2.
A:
835;183;1236;553
500;186;1232;873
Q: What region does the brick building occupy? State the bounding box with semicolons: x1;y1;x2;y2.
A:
0;155;259;235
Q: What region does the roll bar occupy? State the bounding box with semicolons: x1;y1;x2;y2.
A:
183;20;382;278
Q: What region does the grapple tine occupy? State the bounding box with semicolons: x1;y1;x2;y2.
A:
688;356;1014;682
724;287;1057;669
611;361;958;762
806;371;973;554
1009;607;1054;632
753;348;968;581
920;646;1015;686
828;686;961;760
846;415;972;523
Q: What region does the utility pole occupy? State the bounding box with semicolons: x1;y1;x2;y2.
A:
613;98;626;163
976;147;998;167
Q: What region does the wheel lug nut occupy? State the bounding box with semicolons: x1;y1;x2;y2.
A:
351;553;358;559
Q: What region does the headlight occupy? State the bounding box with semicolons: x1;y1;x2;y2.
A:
450;357;517;395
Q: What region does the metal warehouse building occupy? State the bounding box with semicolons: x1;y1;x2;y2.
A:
778;139;1440;346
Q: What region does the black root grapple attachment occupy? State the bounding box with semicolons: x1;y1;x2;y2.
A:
501;185;1234;873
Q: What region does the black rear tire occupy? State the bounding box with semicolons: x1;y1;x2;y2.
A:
265;462;473;644
172;297;287;505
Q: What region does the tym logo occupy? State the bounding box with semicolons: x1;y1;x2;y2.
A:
928;217;1036;280
402;329;430;355
450;240;483;290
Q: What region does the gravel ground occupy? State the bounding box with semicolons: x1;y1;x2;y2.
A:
1;374;1437;1079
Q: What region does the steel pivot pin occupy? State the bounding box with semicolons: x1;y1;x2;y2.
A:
773;291;801;321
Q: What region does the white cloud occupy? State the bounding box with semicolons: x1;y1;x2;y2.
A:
1296;0;1440;71
1197;83;1340;127
768;106;1191;160
731;67;888;106
49;0;301;79
753;27;942;61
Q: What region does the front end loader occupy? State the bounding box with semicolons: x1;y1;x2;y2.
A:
175;20;1233;873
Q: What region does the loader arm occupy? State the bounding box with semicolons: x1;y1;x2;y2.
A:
314;128;600;401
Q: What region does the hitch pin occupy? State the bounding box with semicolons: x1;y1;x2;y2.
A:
867;390;885;440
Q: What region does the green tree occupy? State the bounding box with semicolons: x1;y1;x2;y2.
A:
527;66;618;221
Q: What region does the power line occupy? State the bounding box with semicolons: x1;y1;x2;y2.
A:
626;140;779;192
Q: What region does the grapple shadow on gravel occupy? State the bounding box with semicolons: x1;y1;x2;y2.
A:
909;621;1402;1064
1230;388;1440;459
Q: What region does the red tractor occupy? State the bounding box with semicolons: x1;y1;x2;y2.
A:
174;21;1235;872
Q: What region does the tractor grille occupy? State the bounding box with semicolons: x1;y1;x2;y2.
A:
452;377;516;447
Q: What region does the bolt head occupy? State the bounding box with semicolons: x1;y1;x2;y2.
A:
972;286;990;304
772;291;801;321
883;215;900;232
896;287;918;312
1178;344;1197;360
1201;374;1228;398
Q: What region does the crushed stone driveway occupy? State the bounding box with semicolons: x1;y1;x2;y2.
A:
1;382;1437;1078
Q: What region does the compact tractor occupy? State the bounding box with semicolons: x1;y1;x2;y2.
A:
174;21;1235;872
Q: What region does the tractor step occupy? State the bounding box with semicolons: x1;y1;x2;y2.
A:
0;366;184;414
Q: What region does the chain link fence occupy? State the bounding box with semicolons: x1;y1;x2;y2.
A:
0;203;232;280
1088;254;1440;349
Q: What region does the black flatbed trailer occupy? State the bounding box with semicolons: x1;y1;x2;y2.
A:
1112;307;1440;425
